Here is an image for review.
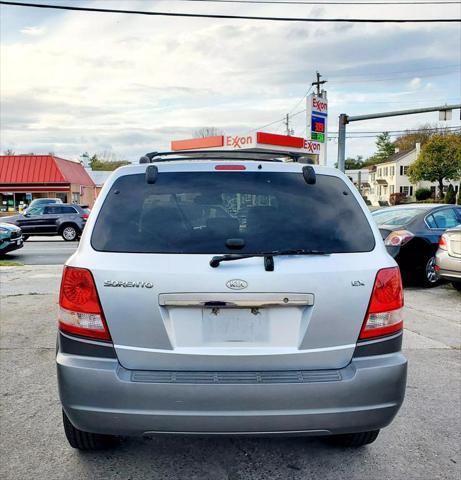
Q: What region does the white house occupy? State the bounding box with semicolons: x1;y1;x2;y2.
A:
367;143;459;206
345;169;371;199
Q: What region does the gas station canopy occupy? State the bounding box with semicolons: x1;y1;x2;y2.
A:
171;132;321;158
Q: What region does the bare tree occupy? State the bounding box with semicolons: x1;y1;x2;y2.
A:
193;127;223;138
3;149;15;155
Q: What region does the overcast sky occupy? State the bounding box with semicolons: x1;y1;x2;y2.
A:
0;0;460;165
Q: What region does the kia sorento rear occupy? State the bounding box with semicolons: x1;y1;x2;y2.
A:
56;154;407;450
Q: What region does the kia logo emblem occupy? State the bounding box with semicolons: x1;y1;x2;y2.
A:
226;279;248;290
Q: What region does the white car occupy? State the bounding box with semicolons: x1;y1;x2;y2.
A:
56;151;407;450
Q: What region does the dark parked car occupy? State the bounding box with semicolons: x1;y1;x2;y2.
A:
2;204;89;241
0;222;23;256
372;204;461;287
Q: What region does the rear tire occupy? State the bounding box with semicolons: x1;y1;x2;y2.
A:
420;255;441;288
325;430;380;448
62;410;119;450
60;225;79;241
452;282;461;292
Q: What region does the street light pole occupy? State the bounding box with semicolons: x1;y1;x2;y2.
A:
336;103;461;172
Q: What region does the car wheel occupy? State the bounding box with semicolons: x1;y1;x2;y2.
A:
61;225;78;241
325;430;380;448
452;282;461;292
421;255;441;288
62;410;119;450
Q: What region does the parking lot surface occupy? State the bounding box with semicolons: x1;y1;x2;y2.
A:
4;238;78;265
0;265;460;480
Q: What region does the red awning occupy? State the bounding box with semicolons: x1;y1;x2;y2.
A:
0;155;95;187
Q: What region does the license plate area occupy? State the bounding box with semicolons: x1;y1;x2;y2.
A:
203;307;269;344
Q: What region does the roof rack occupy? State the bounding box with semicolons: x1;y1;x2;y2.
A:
139;149;315;164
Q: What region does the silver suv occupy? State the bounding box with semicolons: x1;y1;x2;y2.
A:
56;151;407;450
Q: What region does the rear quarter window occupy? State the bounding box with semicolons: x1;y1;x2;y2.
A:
91;171;376;254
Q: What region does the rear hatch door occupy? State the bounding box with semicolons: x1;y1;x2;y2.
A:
84;162;384;371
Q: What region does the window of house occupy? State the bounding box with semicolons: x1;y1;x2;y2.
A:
403;166;409;175
400;186;410;196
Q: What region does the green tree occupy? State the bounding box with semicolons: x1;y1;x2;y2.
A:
364;132;395;166
394;124;438;152
88;154;130;171
458;184;461;205
445;184;456;204
335;155;364;169
408;133;461;200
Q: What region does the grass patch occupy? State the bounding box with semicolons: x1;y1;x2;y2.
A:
0;259;23;267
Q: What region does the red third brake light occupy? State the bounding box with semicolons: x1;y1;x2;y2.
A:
359;267;404;339
215;165;246;171
59;266;111;341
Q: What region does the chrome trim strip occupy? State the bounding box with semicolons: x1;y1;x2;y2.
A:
158;293;314;307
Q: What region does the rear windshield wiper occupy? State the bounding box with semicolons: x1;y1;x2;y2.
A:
210;249;328;271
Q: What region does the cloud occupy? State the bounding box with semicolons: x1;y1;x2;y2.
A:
1;0;460;163
20;26;46;36
409;77;422;89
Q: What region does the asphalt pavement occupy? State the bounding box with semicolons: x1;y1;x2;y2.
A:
0;266;460;480
4;237;78;265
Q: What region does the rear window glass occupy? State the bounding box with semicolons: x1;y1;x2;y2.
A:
372;208;422;226
91;171;375;254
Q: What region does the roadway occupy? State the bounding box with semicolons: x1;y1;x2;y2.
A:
4;237;78;265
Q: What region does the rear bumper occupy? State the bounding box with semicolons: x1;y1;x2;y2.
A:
57;349;407;437
0;237;23;253
435;250;461;281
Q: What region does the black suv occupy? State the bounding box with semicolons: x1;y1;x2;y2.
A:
3;204;89;241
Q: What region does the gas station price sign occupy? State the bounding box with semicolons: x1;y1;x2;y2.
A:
307;94;328;144
311;114;325;142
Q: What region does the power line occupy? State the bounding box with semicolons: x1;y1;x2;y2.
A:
1;1;459;22
329;126;461;136
332;130;461;138
247;116;287;133
288;86;313;115
158;0;461;4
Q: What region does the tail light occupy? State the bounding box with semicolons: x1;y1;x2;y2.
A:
59;266;111;341
81;213;89;220
438;234;448;250
359;267;403;339
384;230;414;247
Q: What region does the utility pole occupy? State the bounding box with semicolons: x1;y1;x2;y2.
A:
308;71;328;165
337;103;461;172
312;71;327;96
284;113;294;136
